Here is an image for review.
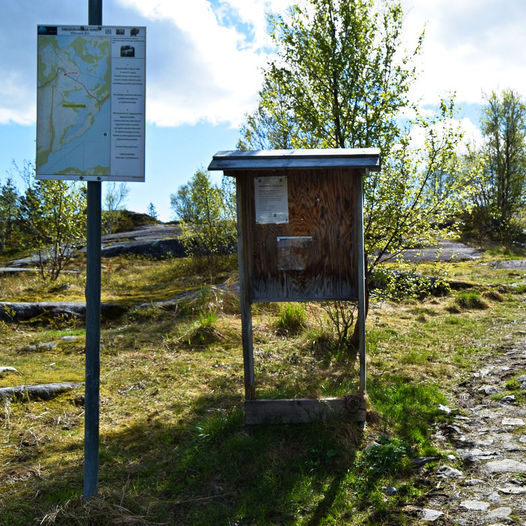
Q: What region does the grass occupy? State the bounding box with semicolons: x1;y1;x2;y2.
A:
0;249;525;525
454;290;490;310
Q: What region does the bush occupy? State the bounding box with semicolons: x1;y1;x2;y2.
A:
274;303;307;335
370;268;450;300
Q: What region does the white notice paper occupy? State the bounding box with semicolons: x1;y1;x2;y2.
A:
254;176;289;224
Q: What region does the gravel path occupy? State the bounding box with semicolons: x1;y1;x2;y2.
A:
413;331;526;525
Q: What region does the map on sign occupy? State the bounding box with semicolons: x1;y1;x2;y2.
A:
37;26;146;182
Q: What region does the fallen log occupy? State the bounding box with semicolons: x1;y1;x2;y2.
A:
0;382;84;401
0;302;126;322
0;367;19;375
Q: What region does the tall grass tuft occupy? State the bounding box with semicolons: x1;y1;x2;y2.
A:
454;291;489;310
274;303;307;334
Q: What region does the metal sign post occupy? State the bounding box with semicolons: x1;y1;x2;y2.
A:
84;0;103;500
36;0;145;498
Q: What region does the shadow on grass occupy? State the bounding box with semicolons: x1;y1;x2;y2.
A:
2;392;361;526
1;370;446;525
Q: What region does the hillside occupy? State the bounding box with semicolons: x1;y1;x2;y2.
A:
0;243;525;525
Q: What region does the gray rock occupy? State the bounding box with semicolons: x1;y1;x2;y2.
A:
487;507;513;520
498;485;526;494
438;404;452;414
60;336;79;341
516;375;526;382
101;224;180;242
436;465;463;478
493;259;526;269
20;342;57;352
502;417;525;426
461;478;485;486
499;395;516;404
0;382;83;401
520;381;526;390
475;437;494;446
459;448;497;462
420;508;444;522
519;435;526;444
100;238;187;259
488;491;501;502
0;267;42;275
459;499;489;511
483;459;526;474
1;301;126;322
480;366;495;376
382;485;397;496
396;240;482;263
445;424;463;434
479;385;500;395
501;441;522;451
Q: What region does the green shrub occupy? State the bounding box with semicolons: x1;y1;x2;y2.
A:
455;291;489;310
274;303;307;334
358;436;410;482
371;268;450;300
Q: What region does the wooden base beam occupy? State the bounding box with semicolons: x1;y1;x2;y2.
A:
245;395;366;425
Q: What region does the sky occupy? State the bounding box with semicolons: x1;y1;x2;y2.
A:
1;0;525;222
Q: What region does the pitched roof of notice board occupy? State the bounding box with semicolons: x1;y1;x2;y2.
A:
208;148;381;172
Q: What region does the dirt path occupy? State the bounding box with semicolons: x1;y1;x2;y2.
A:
413;330;526;525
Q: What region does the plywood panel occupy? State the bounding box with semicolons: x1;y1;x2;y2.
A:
234;168;359;302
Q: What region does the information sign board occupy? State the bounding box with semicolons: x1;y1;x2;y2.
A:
36;25;146;182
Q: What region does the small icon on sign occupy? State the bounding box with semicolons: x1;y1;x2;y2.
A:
120;45;135;57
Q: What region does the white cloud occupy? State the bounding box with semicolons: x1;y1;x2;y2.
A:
0;73;35;125
116;0;294;127
0;0;293;128
2;0;524;130
401;0;526;106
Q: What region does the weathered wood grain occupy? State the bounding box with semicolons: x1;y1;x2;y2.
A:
233;168;360;302
245;395;366;425
236;177;256;400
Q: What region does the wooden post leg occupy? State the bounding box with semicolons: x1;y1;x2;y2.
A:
240;298;255;400
356;172;367;395
235;176;256;401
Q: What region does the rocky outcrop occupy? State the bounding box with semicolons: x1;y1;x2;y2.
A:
100;237;186;258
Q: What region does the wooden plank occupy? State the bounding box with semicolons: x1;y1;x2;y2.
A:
209;156;380;171
356;171;367;393
245;396;366;425
236;176;256;400
208;148;381;172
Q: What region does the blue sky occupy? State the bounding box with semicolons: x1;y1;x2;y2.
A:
1;0;525;221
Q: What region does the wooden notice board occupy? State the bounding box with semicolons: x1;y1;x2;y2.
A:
236;168;360;302
208;148;381;423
